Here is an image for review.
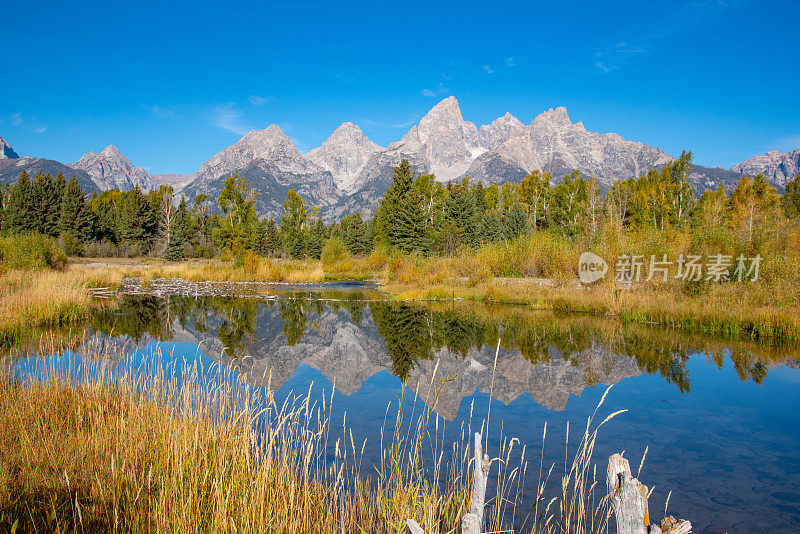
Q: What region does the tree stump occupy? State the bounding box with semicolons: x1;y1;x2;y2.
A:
607;453;692;534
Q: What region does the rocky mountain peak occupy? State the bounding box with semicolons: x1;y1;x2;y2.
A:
478;112;526;150
416;96;477;146
731;147;800;186
72;145;150;191
532;107;573;129
101;144;123;157
387;96;479;181
0;137;19;159
305;122;381;193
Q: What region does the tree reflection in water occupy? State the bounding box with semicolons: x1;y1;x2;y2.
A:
84;292;791;391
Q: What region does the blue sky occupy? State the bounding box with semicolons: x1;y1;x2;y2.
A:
1;0;798;174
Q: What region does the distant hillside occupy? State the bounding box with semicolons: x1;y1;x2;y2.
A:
0;157;98;193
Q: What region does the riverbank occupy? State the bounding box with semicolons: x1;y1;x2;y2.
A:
1;242;798;351
0;267;120;347
68;253;800;344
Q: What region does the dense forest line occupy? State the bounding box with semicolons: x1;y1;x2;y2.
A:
1;152;799;261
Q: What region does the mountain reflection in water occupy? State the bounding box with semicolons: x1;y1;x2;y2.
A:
65;291;786;419
8;289;800;533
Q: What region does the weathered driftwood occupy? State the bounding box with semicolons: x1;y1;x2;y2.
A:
607;453;692;534
461;432;491;534
406;518;424;534
406;432;490;534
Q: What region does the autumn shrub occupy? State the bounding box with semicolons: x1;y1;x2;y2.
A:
0;232;67;271
321;237;349;264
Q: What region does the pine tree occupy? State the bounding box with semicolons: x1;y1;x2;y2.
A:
4;171;35;234
394;190;428;253
116;188;156;254
32;172;59;236
341;211;366;254
479;211;504;243
164;196;191;260
264;218;281;257
59;177;94;242
504;203;528;239
306;219;325;259
782;175;800;219
444;180;478;248
375;160;416;246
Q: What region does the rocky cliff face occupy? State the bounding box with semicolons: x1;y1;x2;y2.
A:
0;137;19;159
305;122;382;193
317;99;673;218
464;107;674;188
732;148;800;187
0;155;98;192
185;124;338;218
72;145;152;191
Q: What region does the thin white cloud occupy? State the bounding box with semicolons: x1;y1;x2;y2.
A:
593;0;746;71
212;104;252;135
8;112;46;133
483;65;494;74
249;95;272;106
143;104;175;118
594;61;613;73
290;137;308;153
422;83;449;97
594;42;645;72
505;56;515;67
335;73;359;84
774;134;800;152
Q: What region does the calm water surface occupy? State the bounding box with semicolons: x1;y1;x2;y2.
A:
11;285;800;533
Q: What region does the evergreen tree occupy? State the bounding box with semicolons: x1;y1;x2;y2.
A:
504;203;528;239
341;211;366;254
479;211;504;243
444;179;479;248
264;218;281;257
32;172;59;236
116;188;157;254
59;177;95;243
394;190;428;253
375;159;416;246
306;219;325;259
783;175;800;219
164;196;191;260
4;171;35;234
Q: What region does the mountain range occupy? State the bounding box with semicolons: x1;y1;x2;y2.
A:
1;97;798;220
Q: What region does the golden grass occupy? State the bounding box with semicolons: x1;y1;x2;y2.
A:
0;267;121;347
0;343;627;533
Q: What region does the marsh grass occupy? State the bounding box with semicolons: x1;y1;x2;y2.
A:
0;267;120;347
0;340;632;533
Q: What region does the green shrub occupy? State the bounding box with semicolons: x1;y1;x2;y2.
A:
321;237;349;264
0;233;67;271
